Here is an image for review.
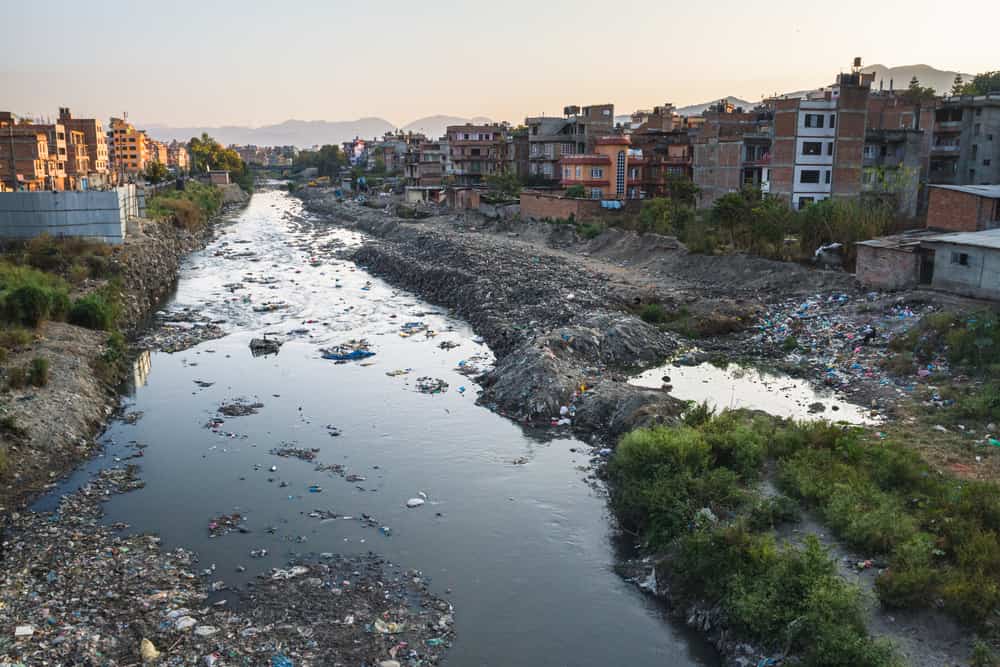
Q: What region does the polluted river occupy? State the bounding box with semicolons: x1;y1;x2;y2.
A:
35;187;720;666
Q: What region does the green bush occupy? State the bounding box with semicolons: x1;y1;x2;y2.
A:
640;303;667;324
28;356;49;387
748;494;801;531
68;291;119;331
6;366;27;389
577;222;605;239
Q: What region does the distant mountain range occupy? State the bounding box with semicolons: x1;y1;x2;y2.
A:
145;115;493;148
860;64;972;94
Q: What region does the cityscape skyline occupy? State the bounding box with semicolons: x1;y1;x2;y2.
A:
2;0;997;128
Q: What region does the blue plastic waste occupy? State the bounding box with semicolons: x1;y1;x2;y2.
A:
272;655;294;667
322;350;375;361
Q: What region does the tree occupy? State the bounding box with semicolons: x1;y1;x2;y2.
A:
638;198;695;237
485;171;521;200
962;71;1000;95
144;161;168;184
187;133;252;191
712;191;754;247
294;145;346;178
665;175;699;207
902;76;937;104
951;74;965;96
565;185;585;199
749;197;794;258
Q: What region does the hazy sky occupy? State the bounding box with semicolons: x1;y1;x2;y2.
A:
3;0;997;128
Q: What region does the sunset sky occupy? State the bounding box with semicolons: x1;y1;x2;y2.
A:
3;0;997;128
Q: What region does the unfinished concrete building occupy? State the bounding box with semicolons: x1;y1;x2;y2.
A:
929;93;1000;186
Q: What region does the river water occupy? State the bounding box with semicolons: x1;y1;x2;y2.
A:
39;188;717;666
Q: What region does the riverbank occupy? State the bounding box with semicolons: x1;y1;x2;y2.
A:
296;189;997;665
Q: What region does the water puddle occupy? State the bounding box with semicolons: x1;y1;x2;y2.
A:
630;359;879;424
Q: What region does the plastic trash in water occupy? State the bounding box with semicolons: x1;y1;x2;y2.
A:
272;655;294;667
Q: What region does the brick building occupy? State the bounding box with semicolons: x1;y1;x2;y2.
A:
108;117;150;177
446;123;509;185
926;184;1000;232
57;108;110;178
0;114;51;190
693;105;773;208
768;69;873;210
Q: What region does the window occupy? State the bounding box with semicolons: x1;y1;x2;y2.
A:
972;145;979;159
798;197;814;210
802;141;822;155
974;124;981;136
629;167;639;179
590;167;603;178
825;171;831;184
800;170;820;184
950;252;970;266
829;115;836;128
804;114;824;128
575;166;582;178
590;188;602;199
985;159;992;166
827;142;834;155
863;145;877;159
562;166;571;179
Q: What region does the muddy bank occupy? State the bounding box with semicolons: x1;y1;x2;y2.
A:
0;210;240;512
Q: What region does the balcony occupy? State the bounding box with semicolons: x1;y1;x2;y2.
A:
934;121;962;132
931;144;960;153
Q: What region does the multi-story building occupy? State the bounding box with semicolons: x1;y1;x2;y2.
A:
860;95;934;217
57;108;109;179
413;140;447;186
148;139;168;166
0;112;52;190
65;129;91;179
525;117;578;182
560;136;641;200
693;105;773;208
523;104;615;183
108;117;150;177
446;123;509;185
768;69;873;210
929;93;1000;186
168;141;190;173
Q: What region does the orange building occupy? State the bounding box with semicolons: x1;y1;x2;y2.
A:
58;108;109;177
559;136;641;200
109;116;150;176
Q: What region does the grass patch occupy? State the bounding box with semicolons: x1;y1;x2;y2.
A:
0;263;70;327
28;357;49;387
609;408;1000;657
147;181;223;230
68;286;121;331
608;410;896;663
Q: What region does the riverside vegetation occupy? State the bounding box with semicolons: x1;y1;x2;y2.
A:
608;399;1000;665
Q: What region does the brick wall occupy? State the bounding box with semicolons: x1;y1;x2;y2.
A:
926;188;989;231
519;192;639;221
855;245;920;289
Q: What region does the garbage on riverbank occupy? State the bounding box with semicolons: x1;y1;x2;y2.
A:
217;398;264;417
415;377;449;394
249;336;282;355
0;465;455;665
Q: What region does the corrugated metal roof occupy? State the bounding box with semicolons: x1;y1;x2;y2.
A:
928;184;1000;199
922;228;1000;250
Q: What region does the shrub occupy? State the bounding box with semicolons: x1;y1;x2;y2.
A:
6;366;27;389
747;494;801;531
781;336;799;352
28;357;49;387
3;284;64;326
640;303;667;324
577;222;605;239
68;292;119;331
68;263;90;284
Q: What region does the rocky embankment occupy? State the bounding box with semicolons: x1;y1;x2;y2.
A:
0;216;227;512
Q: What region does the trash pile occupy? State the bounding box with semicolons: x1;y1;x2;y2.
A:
270;445;320;461
207;512;247;537
217;399;264;417
749;292;940;406
399;321;435;338
321;339;375;361
415;377;449;395
252;300;289;313
249;336;282;355
0;466;455;665
138;308;226;354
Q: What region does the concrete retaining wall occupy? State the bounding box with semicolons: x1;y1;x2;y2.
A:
519;192;641;221
0;185;138;244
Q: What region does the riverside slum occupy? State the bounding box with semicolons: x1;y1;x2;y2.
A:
296;189;954;434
